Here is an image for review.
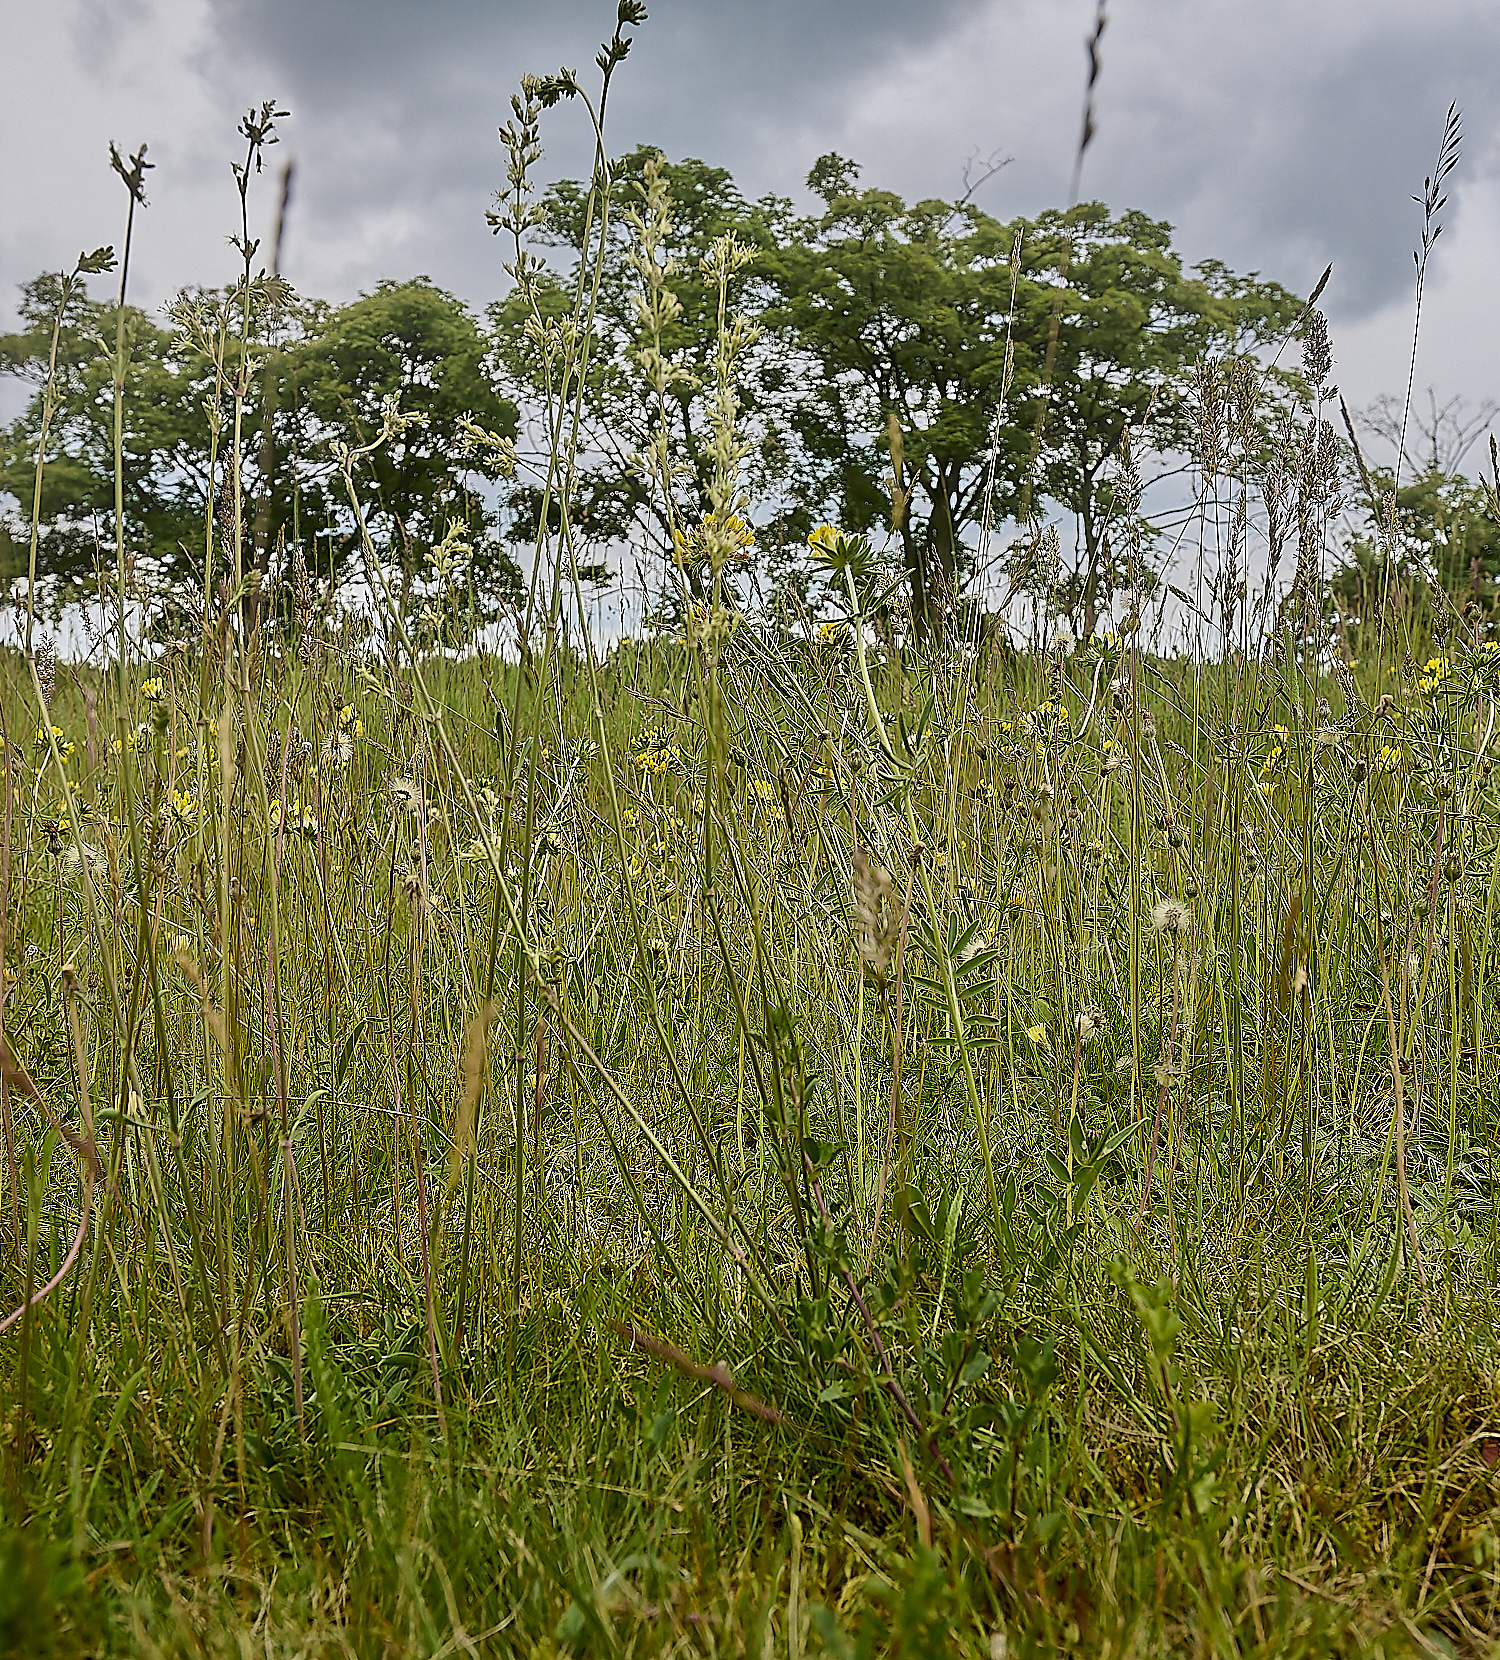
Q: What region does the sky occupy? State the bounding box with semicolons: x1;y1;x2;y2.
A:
2;0;1499;465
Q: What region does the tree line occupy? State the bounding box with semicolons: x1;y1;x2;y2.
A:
3;143;1496;644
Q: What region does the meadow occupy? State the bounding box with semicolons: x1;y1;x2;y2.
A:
6;18;1500;1659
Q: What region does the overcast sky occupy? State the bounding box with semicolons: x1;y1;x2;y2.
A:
3;0;1498;462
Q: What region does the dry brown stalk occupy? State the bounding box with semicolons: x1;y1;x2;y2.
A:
612;1320;785;1426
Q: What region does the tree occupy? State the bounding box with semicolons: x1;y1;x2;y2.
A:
0;274;214;605
293;278;519;600
1334;465;1500;624
763;161;1023;633
767;167;1307;637
489;145;786;604
487;145;1309;640
0;274;519;622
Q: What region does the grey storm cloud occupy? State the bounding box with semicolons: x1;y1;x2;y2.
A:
201;0;1500;325
199;0;994;304
3;0;1499;421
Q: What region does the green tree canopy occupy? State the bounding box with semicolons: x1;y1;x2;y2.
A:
0;273;213;601
1334;464;1500;626
504;147;1308;637
294;278;518;590
768;167;1307;635
489;145;787;601
1;272;518;622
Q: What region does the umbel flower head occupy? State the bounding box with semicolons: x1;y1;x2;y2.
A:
1150;898;1192;938
852;846;898;981
674;513;754;576
389;776;423;814
62;841;108;882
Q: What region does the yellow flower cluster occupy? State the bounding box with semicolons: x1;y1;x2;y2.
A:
1417;657;1453;694
109;724;151;756
633;734;683;777
1260;724;1290;777
141;676;165;703
673;513;755;572
35;725;76;769
269;799;320;838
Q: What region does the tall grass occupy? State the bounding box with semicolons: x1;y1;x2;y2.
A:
5;18;1500;1659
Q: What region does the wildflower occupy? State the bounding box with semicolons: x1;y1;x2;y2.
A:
463;830;498;864
816;619;851;650
478;786;501;818
389;776;422;814
1052;625;1076;655
750;777;776;803
674;512;755;573
852;846;898;980
1417;656;1453;694
620;808;638;831
170;789;197;827
1026;1024;1051;1050
633;737;683;777
1075;1008;1101;1044
957;932;988;966
322;730;355;768
62;841;107;882
1150;898;1192;938
682;602;740;654
141;676;165;703
1260;724;1290;777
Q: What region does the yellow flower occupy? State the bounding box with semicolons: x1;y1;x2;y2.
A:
141;676;165;703
750;777;776;802
1026;1024;1050;1049
1417;657;1453;694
